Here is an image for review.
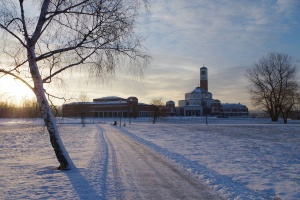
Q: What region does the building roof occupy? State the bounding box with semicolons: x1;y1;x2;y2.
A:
93;96;126;102
95;96;121;99
166;100;175;104
189;86;208;93
64;100;128;105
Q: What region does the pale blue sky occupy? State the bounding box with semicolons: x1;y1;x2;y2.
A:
1;0;300;109
83;0;300;109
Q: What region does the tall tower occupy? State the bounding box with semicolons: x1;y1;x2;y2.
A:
200;66;208;91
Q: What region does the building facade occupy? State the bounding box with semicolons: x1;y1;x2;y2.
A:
62;96;154;118
176;66;247;117
166;101;176;116
177;66;222;116
178;87;214;116
62;66;249;118
220;103;249;117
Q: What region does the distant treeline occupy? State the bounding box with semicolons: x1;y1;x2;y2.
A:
1;98;300;120
249;110;300;120
0;99;61;118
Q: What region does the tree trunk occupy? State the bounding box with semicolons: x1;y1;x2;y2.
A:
281;110;288;124
28;47;72;170
271;118;278;122
270;108;279;122
270;114;279;122
152;116;156;124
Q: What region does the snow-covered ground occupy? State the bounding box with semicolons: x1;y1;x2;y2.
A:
0;117;299;199
119;117;300;199
0;119;108;199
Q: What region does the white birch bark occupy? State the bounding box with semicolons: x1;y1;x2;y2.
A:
1;0;149;169
27;46;73;170
18;0;73;170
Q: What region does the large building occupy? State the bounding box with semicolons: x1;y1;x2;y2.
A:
220;103;249;117
62;96;154;118
178;86;220;116
62;66;248;118
177;66;221;116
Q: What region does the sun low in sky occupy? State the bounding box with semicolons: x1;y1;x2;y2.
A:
1;0;300;110
0;76;35;105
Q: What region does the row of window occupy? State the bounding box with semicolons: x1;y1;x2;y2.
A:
185;94;211;99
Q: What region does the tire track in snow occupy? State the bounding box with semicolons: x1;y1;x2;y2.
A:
117;125;267;199
84;125;109;200
102;124;224;200
104;129;125;199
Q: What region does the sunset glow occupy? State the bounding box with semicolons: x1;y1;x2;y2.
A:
1;1;300;109
0;76;35;104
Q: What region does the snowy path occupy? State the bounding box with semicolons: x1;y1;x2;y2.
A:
1;120;223;199
102;124;224;200
3;118;298;199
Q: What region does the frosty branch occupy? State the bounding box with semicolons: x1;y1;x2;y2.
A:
0;0;149;170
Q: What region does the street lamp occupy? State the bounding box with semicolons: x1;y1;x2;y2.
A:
119;100;121;127
205;95;208;125
129;98;132;125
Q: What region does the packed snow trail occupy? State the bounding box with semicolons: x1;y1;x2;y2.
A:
102;124;224;200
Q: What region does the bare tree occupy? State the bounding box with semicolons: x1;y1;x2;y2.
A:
0;0;149;170
21;98;41;118
0;92;10;118
150;98;166;124
279;83;299;123
77;92;89;126
246;52;299;123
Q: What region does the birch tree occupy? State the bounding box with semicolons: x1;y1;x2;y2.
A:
0;0;149;170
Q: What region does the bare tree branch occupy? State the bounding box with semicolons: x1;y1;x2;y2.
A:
0;69;34;91
0;0;150;170
246;52;299;123
0;23;27;47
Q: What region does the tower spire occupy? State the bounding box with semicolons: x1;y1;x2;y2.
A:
200;65;208;91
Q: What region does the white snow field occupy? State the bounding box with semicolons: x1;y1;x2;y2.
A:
0;117;299;199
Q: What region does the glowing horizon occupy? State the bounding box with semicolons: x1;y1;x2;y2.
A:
1;1;300;111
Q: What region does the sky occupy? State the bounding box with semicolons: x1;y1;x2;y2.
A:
1;0;300;109
80;0;300;109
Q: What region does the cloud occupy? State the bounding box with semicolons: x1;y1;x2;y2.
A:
37;1;300;109
143;0;299;55
127;1;298;107
209;66;250;104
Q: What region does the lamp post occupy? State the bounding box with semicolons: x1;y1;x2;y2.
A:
129;99;132;125
119;100;121;127
201;98;205;124
205;95;208;125
92;110;94;124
